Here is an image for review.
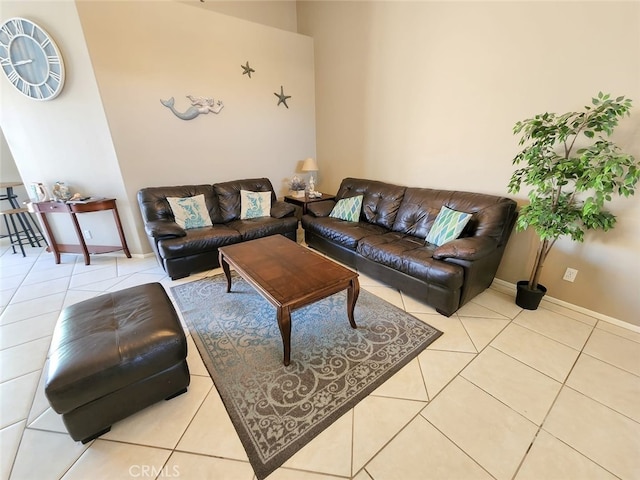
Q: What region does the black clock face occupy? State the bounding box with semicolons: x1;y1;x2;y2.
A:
0;18;65;100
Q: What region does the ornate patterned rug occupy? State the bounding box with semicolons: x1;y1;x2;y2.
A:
171;273;442;479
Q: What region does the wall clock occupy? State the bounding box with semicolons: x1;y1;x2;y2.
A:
0;17;65;101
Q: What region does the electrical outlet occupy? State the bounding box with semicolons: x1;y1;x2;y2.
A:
83;230;92;239
563;267;578;282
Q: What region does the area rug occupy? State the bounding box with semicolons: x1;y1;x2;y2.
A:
171;273;442;479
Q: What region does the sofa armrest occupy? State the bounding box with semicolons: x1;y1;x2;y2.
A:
433;237;497;261
145;219;186;239
271;201;296;218
307;200;336;217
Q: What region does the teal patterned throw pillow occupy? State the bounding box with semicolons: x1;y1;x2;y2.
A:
240;190;272;219
166;194;212;230
425;206;472;246
329;195;363;222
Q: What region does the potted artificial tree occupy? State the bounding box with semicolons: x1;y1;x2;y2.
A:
508;92;639;310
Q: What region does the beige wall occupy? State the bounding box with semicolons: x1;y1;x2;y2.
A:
2;0;638;325
0;1;131;248
1;1;315;254
181;0;298;32
297;1;640;325
76;1;315;248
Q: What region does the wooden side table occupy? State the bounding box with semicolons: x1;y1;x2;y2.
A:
31;198;131;265
283;193;335;216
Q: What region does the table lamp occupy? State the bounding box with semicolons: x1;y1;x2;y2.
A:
302;157;319;194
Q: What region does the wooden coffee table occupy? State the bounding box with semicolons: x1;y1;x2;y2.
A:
218;235;360;366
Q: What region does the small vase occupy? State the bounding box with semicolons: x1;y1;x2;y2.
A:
515;280;547;310
52;182;72;202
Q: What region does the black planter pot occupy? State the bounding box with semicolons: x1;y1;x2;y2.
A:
515;281;547;310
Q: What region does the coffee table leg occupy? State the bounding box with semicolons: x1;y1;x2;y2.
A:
347;277;360;328
277;307;292;366
219;252;232;293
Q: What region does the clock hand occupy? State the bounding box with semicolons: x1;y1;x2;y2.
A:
13;59;33;66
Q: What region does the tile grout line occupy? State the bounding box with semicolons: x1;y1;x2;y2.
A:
5;246;49;480
356;292;517;479
3;241;637;479
507;322;625;480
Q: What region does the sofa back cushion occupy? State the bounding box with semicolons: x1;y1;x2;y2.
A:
392;187;517;245
214;178;277;223
138;185;221;224
391;188;450;239
335;178;405;229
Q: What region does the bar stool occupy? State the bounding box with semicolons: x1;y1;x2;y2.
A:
0;182;47;256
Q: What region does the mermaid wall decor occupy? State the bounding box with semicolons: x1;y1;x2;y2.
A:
160;95;224;120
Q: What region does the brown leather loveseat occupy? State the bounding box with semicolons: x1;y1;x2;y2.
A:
302;178;518;316
138;178;298;279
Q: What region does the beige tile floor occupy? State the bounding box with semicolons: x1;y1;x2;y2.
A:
1;241;639;480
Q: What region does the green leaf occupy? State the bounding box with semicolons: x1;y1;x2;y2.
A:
509;92;637;291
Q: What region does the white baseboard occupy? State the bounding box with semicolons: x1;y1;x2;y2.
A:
491;278;640;334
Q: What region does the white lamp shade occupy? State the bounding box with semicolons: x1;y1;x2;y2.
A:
302;157;318;172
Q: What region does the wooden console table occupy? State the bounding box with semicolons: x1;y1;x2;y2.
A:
31;198;131;265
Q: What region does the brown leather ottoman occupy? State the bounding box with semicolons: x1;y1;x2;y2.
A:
44;282;190;443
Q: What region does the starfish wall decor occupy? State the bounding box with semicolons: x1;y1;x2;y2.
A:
274;85;291;108
241;61;255;78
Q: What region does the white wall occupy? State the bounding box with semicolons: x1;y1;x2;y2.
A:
297;1;640;325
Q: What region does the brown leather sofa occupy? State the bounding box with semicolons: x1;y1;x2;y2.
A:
302;178;518;316
138;178;298;279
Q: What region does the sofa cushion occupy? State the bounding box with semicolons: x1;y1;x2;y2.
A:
357;232;424;271
166;194;213;229
425;206;472;246
271;201;297;219
433;192;517;245
156;225;242;260
214;178;277;222
306;200;335;217
301;216;388;250
228;217;299;241
138;185;221;224
336;178;405;229
240;190;271;219
330;195;363;222
392;187;517;247
391;188;445;237
402;247;465;290
144;220;186;239
357;232;464;289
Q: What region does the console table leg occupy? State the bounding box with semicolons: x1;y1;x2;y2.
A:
70;212;90;265
111;207;131;258
277;307;292;366
36;212;61;264
346;277;360;329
